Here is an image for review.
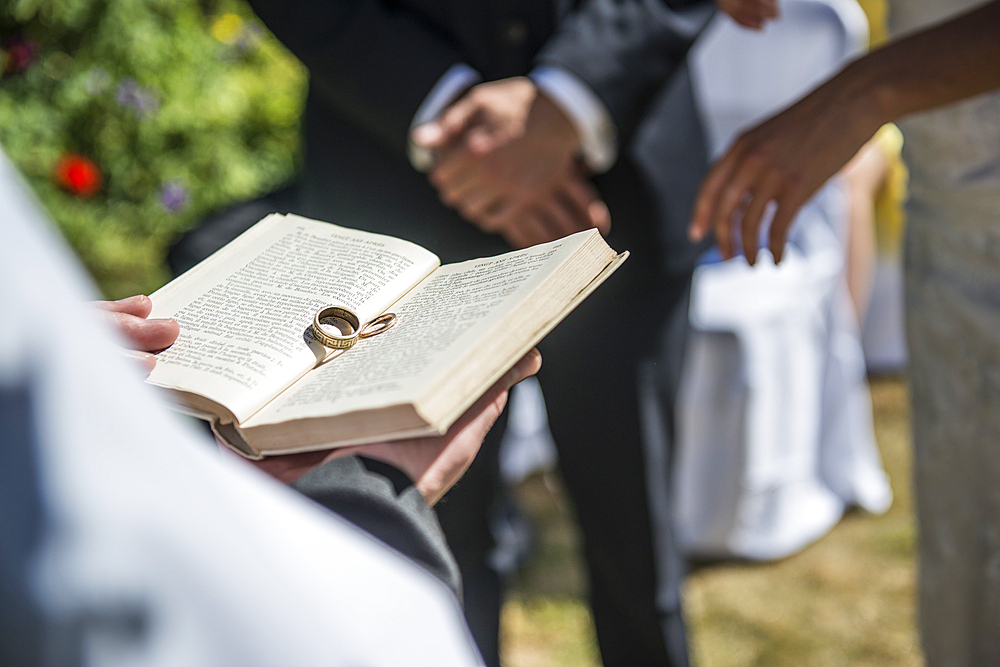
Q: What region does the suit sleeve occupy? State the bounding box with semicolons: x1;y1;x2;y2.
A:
248;0;464;155
290;455;463;599
537;0;715;144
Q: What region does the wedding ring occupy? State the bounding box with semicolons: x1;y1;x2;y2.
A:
312;306;361;350
311;307;398;351
359;312;397;339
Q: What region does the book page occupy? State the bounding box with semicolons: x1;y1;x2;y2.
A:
244;231;600;429
146;214;440;423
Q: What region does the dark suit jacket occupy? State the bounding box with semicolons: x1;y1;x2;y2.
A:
247;0;715;274
225;5;716;665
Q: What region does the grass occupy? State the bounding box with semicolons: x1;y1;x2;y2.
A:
500;376;923;667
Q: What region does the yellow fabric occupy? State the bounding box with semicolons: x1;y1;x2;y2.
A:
853;0;908;254
872;123;908;255
856;0;891;46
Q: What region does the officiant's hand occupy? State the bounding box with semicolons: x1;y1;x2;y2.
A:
688;68;882;265
716;0;779;30
92;294;179;375
412;77;610;248
251;348;542;505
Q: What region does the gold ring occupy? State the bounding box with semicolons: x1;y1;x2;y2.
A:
312;305;361;350
359;312;397;339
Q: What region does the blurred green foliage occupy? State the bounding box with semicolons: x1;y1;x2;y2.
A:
0;0;306;297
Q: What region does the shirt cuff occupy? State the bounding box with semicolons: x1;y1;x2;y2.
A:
529;65;618;173
408;64;483;172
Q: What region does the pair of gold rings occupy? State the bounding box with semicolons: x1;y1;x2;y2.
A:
312;305;397;351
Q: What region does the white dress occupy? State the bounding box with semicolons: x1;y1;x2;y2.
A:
672;0;893;560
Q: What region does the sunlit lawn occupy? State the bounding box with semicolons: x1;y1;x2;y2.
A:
501;376;922;667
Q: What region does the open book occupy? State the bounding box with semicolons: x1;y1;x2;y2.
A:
147;214;627;458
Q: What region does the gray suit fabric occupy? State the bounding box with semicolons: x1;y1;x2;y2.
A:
892;0;1000;662
292;456;463;598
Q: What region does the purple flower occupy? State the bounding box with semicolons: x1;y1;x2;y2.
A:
3;37;40;73
116;78;141;107
116;78;159;116
159;182;189;213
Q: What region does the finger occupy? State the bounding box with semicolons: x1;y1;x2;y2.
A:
412;97;478;149
558;177;611;235
349;348;542;506
588;199;612;236
564;174;612;234
769;189;809;264
713;152;769;260
730;11;764;29
418;387;511;505
478;199;515;233
504;348;543;387
102;311;179;352
450;348;542;431
497;210;549;249
531;207;570;244
121;349;157;377
689;146;744;249
429;149;479;202
465;123;505;156
410;121;445;148
558;176;594;215
251;449;336;484
92;294;153;318
521;209;562;247
540;194;588;241
738;170;783;265
436;97;481;146
432;167;481;209
732;0;777;22
457;187;506;223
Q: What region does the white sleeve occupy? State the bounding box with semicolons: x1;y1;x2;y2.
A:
529;65;619;173
0;148;484;667
408;64;482;172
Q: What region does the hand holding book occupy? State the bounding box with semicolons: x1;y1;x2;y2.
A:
146;213;626;458
93;289;542;503
247;348;541;505
91;294;179;376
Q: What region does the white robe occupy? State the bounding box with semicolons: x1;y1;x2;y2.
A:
0;150;483;667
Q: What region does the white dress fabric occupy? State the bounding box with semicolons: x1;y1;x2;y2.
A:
0;150;483;666
498;377;558;485
673;0;893;561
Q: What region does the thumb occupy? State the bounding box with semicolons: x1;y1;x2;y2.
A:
588;199;611;236
435;96;480;145
411;121;444;147
412;97;479;148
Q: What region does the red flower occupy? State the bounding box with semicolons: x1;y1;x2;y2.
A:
54;154;103;198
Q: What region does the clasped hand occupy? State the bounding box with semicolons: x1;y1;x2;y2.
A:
412;76;610;249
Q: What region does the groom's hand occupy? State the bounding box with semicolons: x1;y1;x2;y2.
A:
412;77;610;248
